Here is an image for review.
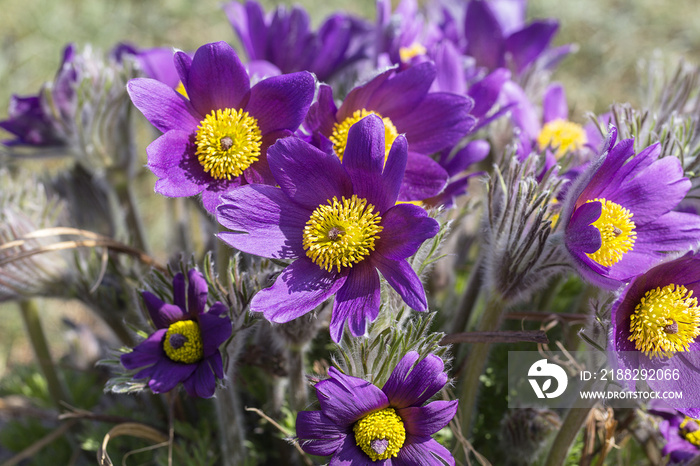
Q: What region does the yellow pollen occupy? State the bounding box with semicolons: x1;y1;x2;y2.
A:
303;195;383;273
628;284;700;358
353;408;406;461
537;119;586;158
399;43;427;62
175;81;188;98
163;320;204;364
680;417;700;446
585;198;636;267
330;109;399;163
195;108;262;180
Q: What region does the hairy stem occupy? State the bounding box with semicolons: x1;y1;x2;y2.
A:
19;299;72;407
456;294;508;450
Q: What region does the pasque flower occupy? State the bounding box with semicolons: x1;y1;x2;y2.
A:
127;41;315;212
296;351;457;465
121;269;232;398
610;251;700;417
304;61;475;201
217;115;439;342
223;0;371;83
559;127;700;289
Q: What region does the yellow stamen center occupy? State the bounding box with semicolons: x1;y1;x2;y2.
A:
330;109;399;162
195;108;262;180
537;119;586;158
353;408;406;461
303;195;383;273
175;81;188;98
681;417;700;446
399;43;427;62
585;198;636;267
628;284;700;358
163;320;204;364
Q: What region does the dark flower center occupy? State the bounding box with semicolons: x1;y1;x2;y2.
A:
169;333;188;349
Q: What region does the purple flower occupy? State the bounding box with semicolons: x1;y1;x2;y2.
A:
296;351;457;465
559;127;700;289
609;251;700;417
463;0;566;76
114;44;187;90
648;400;700;464
216;115;439;342
121;269;232;398
127;41;315;213
223;0;372;83
1;44;77;147
304;62;475;201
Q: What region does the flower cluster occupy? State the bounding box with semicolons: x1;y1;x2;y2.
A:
4;0;700;464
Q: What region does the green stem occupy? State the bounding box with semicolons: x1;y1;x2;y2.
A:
112;172;149;254
456;294;508;449
214;333;247;466
449;255;483;335
544;389;596;466
288;346;308;412
19;299;72;408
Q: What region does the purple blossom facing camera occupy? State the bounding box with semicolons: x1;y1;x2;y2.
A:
121;269;232;398
296;351;457;465
127;41;315;212
610;251;700;418
216;115;438;342
559;127;700;289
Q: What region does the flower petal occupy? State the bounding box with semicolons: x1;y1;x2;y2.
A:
368;62;436;117
127;78;200;133
148;359;197;394
329;434;374;465
505;20;558;74
383;352;448;408
121;329;166;370
398;152;449;202
393;93;475;155
467;68;511;119
217;185;309;259
397;400;458;436
376;204;439;260
172;273;186;311
182;358;217;398
267;135;353;210
465;0;505;70
187;269;208;316
337;68;394;122
316;366;389;425
295;411;347;457
642;352;700;419
542;83;568;123
199;313;232;356
146;130;208;198
251;258;347;323
394;435;455;466
372;255;428;312
330;260;381;342
186;41;249;116
244;71;315;134
142;292;187;328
